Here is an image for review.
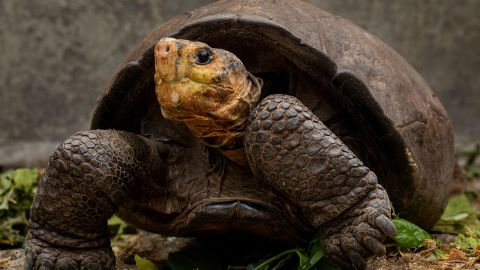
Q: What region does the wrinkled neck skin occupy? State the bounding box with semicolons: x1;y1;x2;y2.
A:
180;72;261;149
153;38;262;165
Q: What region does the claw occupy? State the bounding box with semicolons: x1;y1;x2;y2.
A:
56;257;78;270
24;253;34;270
331;255;354;270
36;259;54;270
355;222;382;242
347;250;365;270
364;237;386;256
375;215;397;237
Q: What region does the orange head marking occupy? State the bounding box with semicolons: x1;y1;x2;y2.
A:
154;38;261;148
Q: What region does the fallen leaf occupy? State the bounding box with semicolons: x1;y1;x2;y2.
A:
447;248;468;261
392;218;431;248
135;255;159;270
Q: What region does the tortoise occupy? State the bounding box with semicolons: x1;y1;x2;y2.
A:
25;0;454;269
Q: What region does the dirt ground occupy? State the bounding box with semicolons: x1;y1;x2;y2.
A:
1;232;479;270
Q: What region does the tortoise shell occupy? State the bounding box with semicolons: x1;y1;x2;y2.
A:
91;0;454;228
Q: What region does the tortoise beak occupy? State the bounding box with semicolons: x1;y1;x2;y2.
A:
154;38;180;83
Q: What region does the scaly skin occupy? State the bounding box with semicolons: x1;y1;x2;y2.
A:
25;130;166;269
244;95;396;269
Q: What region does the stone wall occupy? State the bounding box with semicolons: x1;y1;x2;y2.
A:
1;0;478;168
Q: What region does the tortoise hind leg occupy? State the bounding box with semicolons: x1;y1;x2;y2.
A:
244;94;396;269
25;130;167;270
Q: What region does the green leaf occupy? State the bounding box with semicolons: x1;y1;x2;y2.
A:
441;194;473;220
135;255;159;270
433;193;480;234
251;249;297;270
248;237;331;270
107;215;127;240
295;249;309;269
0;188;14;210
457;144;480;177
10;169;39;190
306;240;324;269
432;249;448;260
0;168;40;246
392;218;431;248
0;214;28;245
271;253;294;270
454;234;480;249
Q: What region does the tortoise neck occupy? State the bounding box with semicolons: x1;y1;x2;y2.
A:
219;146;249;167
194;72;262;149
206;73;262;167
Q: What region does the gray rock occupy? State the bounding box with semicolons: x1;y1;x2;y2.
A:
0;0;478;168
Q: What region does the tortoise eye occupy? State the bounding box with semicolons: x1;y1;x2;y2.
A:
195;48;213;65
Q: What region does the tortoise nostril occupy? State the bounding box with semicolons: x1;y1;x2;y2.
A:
161;45;170;55
156;43;172;58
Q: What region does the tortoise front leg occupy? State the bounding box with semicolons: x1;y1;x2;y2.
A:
25;130;167;270
245;95;396;269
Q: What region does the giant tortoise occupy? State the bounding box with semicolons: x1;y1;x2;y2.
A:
25;0;454;269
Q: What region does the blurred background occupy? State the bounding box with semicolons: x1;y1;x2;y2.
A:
0;0;479;169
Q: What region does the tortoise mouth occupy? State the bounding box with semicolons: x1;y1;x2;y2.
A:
173;199;310;244
180;199;279;225
194;199;275;220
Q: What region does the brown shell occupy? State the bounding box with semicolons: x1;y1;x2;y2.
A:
91;0;454;228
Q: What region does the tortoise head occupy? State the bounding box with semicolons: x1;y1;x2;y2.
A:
154;38;261;148
155;38;261;147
